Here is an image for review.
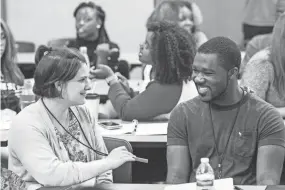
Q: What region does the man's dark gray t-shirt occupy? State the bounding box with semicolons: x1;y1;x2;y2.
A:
167;91;285;185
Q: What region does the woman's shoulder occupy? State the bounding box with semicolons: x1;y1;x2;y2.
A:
9;102;47;140
247;49;273;72
146;80;181;89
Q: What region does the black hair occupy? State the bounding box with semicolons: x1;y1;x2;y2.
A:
197;36;241;70
33;45;86;98
147;21;196;84
73;1;109;43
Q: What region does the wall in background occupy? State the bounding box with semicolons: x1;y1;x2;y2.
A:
6;0;153;61
196;0;246;46
6;0;246;61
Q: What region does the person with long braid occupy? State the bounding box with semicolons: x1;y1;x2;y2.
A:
90;21;198;121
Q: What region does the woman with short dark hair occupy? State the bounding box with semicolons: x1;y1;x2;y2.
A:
8;45;135;188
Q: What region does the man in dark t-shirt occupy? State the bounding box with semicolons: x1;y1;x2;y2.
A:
166;37;285;185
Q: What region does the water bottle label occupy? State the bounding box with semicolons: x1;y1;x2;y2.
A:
197;180;214;186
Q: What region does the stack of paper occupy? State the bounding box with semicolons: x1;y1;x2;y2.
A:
135;122;168;135
97;121;168;136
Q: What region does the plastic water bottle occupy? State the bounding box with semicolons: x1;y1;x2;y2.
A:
196;158;215;190
80;46;90;68
20;80;35;109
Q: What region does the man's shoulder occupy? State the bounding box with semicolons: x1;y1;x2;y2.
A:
246;92;282;119
175;96;206;115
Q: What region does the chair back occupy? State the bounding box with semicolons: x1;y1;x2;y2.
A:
15;41;35;53
103;136;133;183
47;38;73;48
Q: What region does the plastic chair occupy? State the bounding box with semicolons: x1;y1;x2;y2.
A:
103;136;133;183
47;38;73;48
15;41;35;53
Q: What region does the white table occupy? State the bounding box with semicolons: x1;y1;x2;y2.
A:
98;119;167;148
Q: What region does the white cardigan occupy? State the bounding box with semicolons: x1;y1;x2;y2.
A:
8;100;112;188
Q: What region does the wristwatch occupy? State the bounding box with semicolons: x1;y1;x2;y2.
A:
105;75;118;85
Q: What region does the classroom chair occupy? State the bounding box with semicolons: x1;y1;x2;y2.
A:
103;136;133;183
15;41;35;53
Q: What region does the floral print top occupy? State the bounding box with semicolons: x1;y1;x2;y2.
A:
1;167;26;190
54;109;88;162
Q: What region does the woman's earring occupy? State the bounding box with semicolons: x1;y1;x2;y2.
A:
96;25;101;29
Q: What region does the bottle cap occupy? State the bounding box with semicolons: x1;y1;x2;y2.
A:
201;158;209;163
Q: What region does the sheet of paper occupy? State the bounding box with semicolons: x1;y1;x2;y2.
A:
135;122;168;135
164;178;235;190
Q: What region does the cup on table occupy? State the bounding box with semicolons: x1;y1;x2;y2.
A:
85;93;100;122
20;79;35;109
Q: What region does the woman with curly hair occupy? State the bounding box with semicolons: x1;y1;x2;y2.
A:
142;0;207;82
91;21;198;121
240;13;285;118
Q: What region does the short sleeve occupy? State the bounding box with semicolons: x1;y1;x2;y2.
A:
167;103;188;146
258;106;285;148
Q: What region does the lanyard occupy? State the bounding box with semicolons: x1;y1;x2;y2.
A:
42;99;108;157
208;89;244;179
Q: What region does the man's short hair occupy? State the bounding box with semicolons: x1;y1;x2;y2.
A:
197;36;241;70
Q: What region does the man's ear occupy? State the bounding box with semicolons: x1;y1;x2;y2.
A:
228;67;239;79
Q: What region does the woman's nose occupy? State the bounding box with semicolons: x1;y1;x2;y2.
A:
85;78;92;90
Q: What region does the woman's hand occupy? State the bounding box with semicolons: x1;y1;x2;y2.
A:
90;65;114;79
116;72;130;89
106;146;135;170
115;72;133;95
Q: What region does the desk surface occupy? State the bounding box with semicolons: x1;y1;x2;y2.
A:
39;184;285;190
99;119;167;148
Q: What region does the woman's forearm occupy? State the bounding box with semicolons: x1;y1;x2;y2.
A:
77;159;112;184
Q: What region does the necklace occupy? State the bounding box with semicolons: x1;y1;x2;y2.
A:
41;98;108;157
208;89;245;179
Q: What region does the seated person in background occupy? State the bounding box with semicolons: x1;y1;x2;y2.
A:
239;0;285;77
167;37;285;185
0;19;25;113
67;1;129;79
8;45;135;188
240;13;285;118
148;0;206;48
90;21;198;121
242;0;277;47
